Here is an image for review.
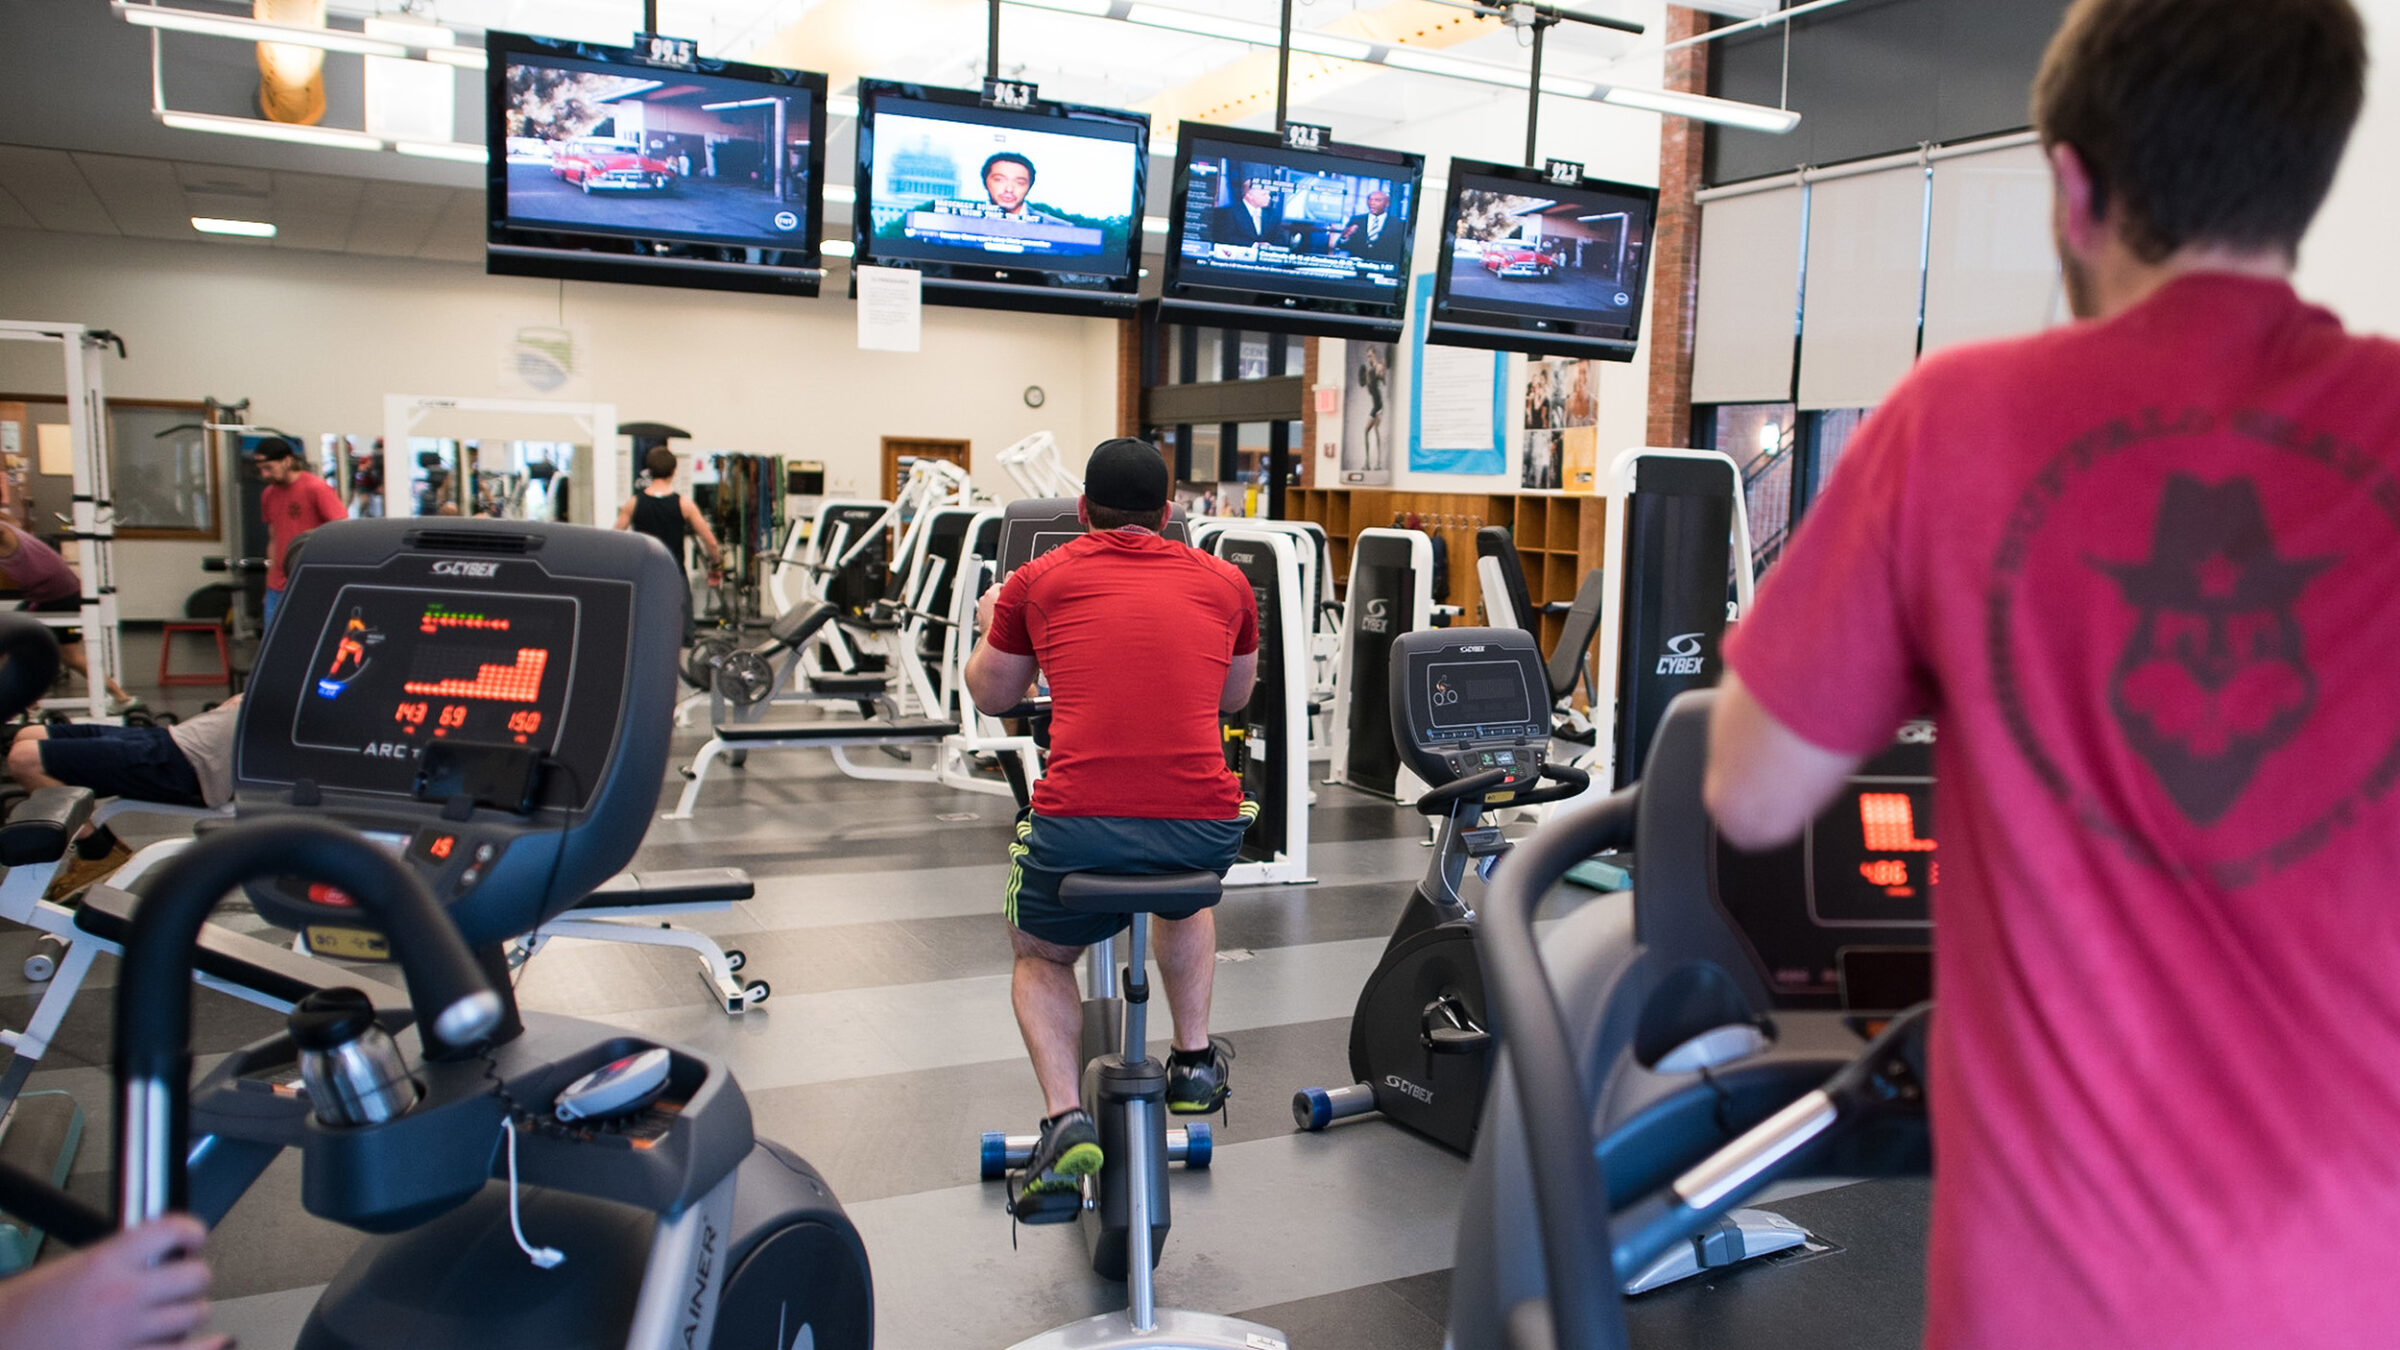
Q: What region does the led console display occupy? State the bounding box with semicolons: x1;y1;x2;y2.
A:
292;586;579;778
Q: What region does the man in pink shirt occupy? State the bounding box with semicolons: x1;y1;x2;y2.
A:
1703;1;2397;1344
255;438;344;632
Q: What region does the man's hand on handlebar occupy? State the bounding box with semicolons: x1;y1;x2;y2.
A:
0;1215;226;1350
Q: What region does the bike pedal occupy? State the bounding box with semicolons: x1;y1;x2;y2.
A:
1004;1174;1085;1225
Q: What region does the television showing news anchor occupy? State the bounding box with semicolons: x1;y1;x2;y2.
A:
862;92;1142;272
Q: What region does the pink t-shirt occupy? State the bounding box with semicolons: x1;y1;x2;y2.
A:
1726;274;2400;1348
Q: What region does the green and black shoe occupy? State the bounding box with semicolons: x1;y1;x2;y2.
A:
1166;1038;1234;1115
1016;1109;1103;1198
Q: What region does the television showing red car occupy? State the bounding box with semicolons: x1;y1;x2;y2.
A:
550;139;679;194
1481;239;1563;279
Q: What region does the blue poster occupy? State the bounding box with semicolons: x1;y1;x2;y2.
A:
1407;273;1508;476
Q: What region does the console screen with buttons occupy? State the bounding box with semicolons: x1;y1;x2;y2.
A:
288;585;578;790
1418;659;1541;743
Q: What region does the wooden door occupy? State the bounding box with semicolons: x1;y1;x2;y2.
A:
880;437;970;501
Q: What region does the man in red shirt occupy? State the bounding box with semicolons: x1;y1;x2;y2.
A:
1703;1;2395;1344
965;439;1260;1197
255;438;345;633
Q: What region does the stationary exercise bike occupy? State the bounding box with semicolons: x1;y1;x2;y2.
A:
976;871;1285;1350
0;520;876;1350
1293;627;1588;1152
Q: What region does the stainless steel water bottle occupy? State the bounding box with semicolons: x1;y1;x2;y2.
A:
289;987;417;1126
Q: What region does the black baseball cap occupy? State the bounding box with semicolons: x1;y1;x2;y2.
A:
1084;438;1169;513
253;437;300;462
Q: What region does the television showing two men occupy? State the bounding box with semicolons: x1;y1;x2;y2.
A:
1176;145;1416;301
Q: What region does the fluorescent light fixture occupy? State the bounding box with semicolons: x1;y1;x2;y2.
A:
118;3;407;57
426;46;486;69
825;184;856;204
828;94;860;119
1539;74;1598;98
159;110;386;151
1119;4;1371;61
1143;216;1168;233
1599;85;1801;133
192;216;277;238
394;140;487;163
1381;45;1518;86
1008;0;1117;14
822;239;856;258
364;16;453;45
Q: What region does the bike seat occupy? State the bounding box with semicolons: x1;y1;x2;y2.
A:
1058;870;1223;916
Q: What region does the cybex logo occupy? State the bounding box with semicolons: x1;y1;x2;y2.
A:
1383;1074;1433;1104
1459;644;1485;653
1230;550;1257;566
360;742;411;758
1897;720;1937;745
431;560;499;577
1656;632;1706;676
1360;597;1392;635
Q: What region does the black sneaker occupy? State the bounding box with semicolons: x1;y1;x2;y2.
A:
1016;1109;1103;1197
1166;1038;1234;1115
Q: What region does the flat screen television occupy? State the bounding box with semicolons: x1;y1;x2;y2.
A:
854;80;1149;318
1159;124;1424;342
1430;158;1660;361
486;31;828;296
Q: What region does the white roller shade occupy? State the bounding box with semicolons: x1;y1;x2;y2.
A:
1923;139;2062;354
1797;158;1929;411
1690;183;1804;406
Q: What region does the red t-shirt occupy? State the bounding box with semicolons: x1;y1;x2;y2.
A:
262;473;346;591
1727;274;2400;1348
987;528;1257;819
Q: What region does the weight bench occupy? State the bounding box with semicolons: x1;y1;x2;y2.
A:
511;866;768;1014
675;601;898;729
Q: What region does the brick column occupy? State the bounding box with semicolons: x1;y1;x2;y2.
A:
1116;318;1143;441
1644;6;1713;449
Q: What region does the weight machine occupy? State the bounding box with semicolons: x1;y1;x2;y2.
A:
0;321;124;722
996;430;1082;498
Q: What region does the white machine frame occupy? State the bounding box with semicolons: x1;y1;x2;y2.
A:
1209;528;1312;887
1326;526;1435;803
0;321;123;721
995;430;1082;499
380;395;618;525
1589;446;1758;788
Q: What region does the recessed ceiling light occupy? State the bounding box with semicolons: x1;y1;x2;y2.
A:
159;110;385;150
192;217;277;238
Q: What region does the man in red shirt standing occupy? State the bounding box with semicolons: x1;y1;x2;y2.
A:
255;438;345;633
965;439;1260;1197
1703;1;2398;1345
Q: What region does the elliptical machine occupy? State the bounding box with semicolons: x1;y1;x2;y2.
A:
33;520;875;1350
1451;689;1937;1348
1292;627;1588;1151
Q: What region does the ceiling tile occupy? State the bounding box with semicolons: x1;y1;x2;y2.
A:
415;188;484;263
344;179;447;255
0;185;38;231
0;145;118;234
69;151;191;239
270;169;365;251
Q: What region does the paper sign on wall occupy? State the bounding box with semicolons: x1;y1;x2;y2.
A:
857;266;923;353
35;423;72;477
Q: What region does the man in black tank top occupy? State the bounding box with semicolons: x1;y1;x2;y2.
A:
616;446;724;639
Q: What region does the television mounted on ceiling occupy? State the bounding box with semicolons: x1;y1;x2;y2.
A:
1158;122;1425;343
485;31;828;296
853;79;1150;319
1429;157;1660;361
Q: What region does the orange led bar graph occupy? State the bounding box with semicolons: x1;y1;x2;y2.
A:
402;648;548;702
1858;792;1936;852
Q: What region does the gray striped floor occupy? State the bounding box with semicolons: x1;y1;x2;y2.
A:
1;725;1482;1349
